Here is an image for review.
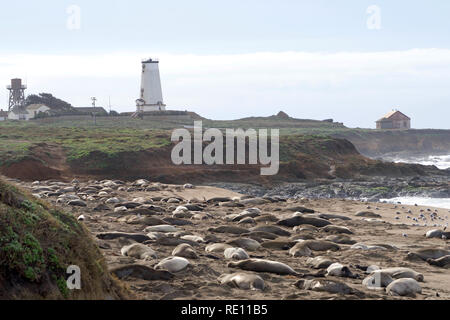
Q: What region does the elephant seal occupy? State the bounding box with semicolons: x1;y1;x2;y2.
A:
427;255;450;268
155;256;190;273
294;279;354;295
289;240;341;257
386;278;422;297
172;244;198;259
317;213;352;221
110;264;173;281
243;231;278;240
321;225;353;234
121;243;157;260
277;216;331;228
355;211;381;218
224;248;250;260
218;272;265;290
250;226;291;237
180;235;204;243
209;226;250;235
205;243;233;253
407;248;450;261
326;263;357;278
144;225;178;233
306;256;334;269
325;234;356;245
261;240;296;250
377;267;424;282
425;229;450;239
227;238;261;251
228;259;298;276
362;271;394;289
254;214;279;223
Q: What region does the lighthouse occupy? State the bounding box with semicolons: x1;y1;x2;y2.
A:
136;58;166;112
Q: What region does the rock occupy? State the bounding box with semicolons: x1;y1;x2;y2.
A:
155;257;190;273
121;243;157;260
386;278;422;297
110;264;173;281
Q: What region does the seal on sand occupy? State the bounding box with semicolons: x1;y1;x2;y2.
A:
155;256;190;273
172;244;198;259
427;255;450;268
289;240;341;257
277;216;331;228
218;272;265;290
224;247;250;260
228;259;298;276
121;243;157;260
227;238;261;251
407;248;450;261
377;267;424;282
386;278;422;297
205;243;233;253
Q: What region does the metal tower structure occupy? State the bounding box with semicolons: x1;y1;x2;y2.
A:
7;78;27;111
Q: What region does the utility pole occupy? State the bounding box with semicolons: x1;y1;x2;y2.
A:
91;97;97;126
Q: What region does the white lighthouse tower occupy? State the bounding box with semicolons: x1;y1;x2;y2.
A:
136;58;166;112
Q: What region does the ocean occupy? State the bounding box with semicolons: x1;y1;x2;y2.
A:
382;154;450;209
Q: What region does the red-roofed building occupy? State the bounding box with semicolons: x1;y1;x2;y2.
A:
376;110;411;129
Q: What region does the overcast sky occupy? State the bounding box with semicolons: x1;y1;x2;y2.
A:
1;0;450;128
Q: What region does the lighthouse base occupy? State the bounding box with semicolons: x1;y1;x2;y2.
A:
137;104;167;112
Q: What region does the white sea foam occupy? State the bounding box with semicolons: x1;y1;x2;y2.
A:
381;197;450;210
392;154;450;170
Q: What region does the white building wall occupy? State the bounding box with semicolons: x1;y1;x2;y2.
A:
138;59;166;112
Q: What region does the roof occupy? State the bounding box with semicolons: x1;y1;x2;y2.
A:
377;110;411;122
74;107;108;113
26;104;49;111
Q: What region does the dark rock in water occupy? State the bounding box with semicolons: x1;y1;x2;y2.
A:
110;265;173;281
96;232;150;243
163;217;194;226
285;206;315;213
250;226;291;237
277;216;331;228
